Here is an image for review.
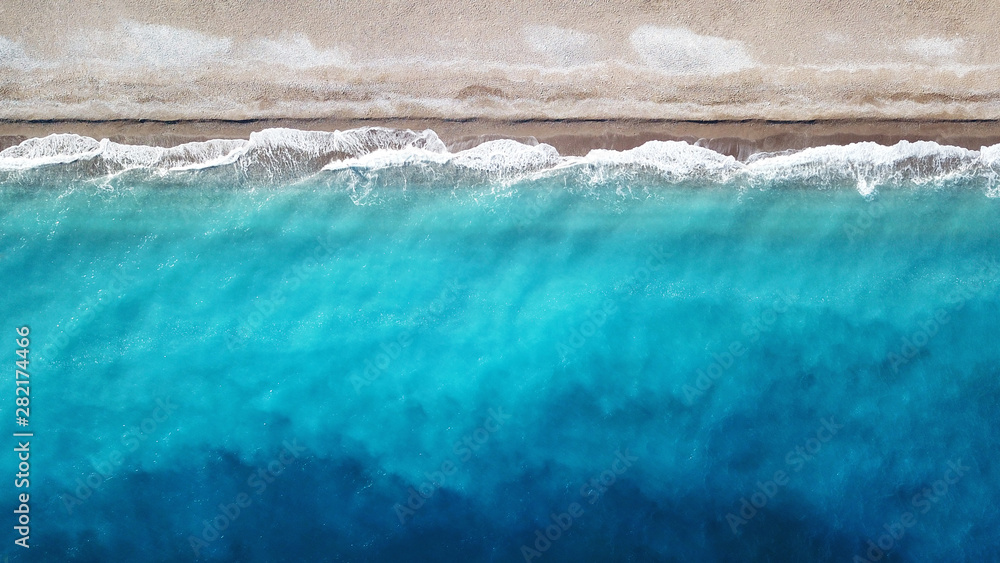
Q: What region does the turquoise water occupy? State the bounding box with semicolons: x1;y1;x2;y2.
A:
2;132;1000;562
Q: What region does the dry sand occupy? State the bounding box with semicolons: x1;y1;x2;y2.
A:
3;1;1000;147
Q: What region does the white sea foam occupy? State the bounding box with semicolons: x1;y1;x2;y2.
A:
0;128;445;175
629;26;756;75
0;134;250;173
0;134;103;169
241;127;445;162
158;140;251;171
2;128;999;195
450;140;561;174
743;141;979;194
325;139;560;178
567;141;743;181
323;147;451;171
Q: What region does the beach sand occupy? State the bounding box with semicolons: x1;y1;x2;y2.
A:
3;1;1000;148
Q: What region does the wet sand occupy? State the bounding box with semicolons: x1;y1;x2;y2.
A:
3;118;1000;159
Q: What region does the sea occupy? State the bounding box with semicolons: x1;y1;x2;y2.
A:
1;128;998;562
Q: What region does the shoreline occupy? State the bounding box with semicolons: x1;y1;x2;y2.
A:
3;119;1000;159
6;1;1000;151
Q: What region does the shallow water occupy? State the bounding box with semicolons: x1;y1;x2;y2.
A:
1;132;999;562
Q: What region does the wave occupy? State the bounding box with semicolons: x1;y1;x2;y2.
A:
0;127;443;173
2;127;999;195
324;139;561;176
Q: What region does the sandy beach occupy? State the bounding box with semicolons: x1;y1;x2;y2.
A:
3;1;1000;149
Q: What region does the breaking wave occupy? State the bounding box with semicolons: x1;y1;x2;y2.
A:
2;127;999;195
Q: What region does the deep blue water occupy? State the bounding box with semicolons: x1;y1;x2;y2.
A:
1;134;1000;562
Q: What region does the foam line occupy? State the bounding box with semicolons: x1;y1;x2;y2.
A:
3;128;999;195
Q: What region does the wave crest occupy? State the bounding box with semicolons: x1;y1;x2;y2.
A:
743;141;979;195
1;127;999;195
